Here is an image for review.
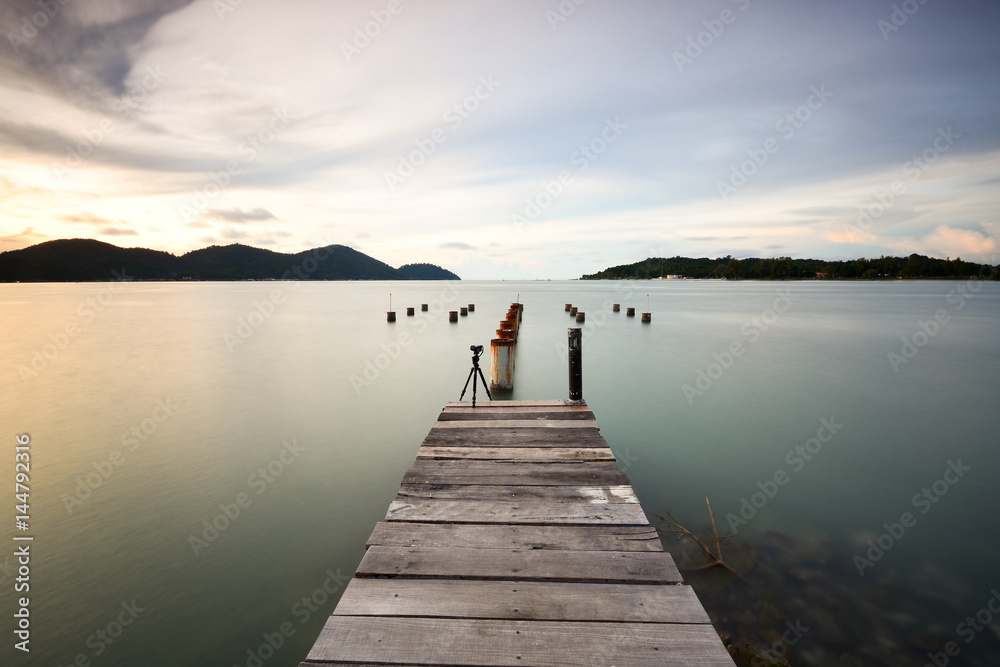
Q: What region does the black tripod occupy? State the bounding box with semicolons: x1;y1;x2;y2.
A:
459;344;492;407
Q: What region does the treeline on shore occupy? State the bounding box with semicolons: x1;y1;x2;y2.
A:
581;254;1000;280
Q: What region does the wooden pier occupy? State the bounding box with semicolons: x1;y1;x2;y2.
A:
300;399;735;666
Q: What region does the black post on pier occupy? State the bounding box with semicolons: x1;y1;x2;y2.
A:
568;327;582;402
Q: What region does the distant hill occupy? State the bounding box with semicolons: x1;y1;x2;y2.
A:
397;263;460;280
582;254;998;280
0;239;460;282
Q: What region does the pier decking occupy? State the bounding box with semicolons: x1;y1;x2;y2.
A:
300;399;735;666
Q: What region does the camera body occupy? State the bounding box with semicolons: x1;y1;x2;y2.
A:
470;344;484;356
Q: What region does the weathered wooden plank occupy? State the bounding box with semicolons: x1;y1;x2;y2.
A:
302;616;736;666
385;499;649;525
433;419;599;429
356;546;681;583
447;400;584;407
417;446;614;461
396;484;639;504
333;579;712;623
443;405;594;415
403;461;629;486
438;411;596;421
423;428;608;448
365;522;664;552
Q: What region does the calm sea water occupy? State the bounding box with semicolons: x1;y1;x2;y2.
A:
2;279;998;666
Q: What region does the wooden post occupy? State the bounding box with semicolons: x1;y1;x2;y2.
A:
490;338;515;391
460;307;468;316
421;304;428;311
576;312;585;323
568;328;582;402
565;303;572;312
570;307;578;316
642;313;651;323
613;304;620;312
406;307;415;316
387;312;396;322
449;311;458;322
626;307;635;317
468;304;475;312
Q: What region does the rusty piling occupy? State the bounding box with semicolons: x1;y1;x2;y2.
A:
568;328;582;401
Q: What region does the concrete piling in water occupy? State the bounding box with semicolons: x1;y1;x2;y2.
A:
449;311;458;322
626;307;635;317
406;307;415;316
460;307;468;316
568;328;582;401
613;304;620;312
421;304;428;312
642;312;651;323
570;307;578;317
576;312;585;323
565;303;572;312
468;304;475;312
490;338;515;391
387;312;396;322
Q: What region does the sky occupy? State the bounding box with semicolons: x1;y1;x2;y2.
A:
0;0;998;279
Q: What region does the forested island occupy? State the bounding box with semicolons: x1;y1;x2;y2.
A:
0;239;459;282
582;254;999;281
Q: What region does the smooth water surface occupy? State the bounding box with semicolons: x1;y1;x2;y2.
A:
2;279;998;666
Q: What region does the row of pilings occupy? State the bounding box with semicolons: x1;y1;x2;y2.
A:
489;302;522;392
564;302;651;323
387;297;475;322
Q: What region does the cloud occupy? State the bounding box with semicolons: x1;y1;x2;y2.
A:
0;227;46;249
220;227;248;239
98;226;138;236
205;207;276;223
60;213;112;225
908;225;997;260
685;236;748;242
0;0;198;102
439;242;477;250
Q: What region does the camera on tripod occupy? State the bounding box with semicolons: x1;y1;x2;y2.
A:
460;343;491;407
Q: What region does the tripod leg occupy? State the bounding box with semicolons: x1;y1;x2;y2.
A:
471;367;477;407
476;365;493;401
459;366;476;401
